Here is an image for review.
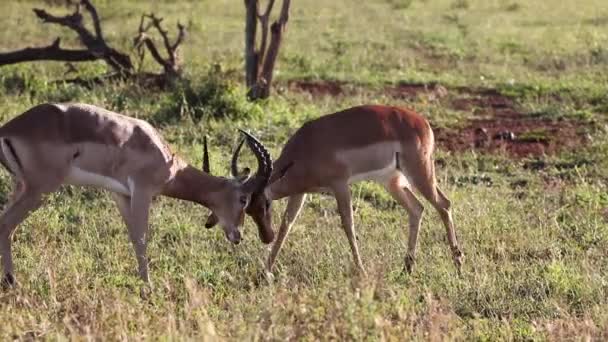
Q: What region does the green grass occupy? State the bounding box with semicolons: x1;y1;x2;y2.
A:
1;0;608;340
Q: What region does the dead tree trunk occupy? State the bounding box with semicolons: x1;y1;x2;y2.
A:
244;0;291;100
244;0;259;90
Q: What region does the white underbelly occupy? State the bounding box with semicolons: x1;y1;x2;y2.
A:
347;160;409;188
65;167;131;196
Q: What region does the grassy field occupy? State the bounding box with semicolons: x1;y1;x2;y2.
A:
1;0;608;340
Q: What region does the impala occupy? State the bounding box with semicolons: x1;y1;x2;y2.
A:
0;103;272;288
225;104;464;275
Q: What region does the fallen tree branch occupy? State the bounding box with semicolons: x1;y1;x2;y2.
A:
0;0;133;75
32;0;132;74
1;0;187;88
0;38;97;66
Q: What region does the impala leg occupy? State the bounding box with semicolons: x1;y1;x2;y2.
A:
266;193;306;273
385;178;424;273
111;193;131;226
333;183;366;275
406;154;464;273
126;188;153;284
0;182;42;289
434;187;464;272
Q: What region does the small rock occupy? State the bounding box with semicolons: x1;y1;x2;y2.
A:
493;130;516;141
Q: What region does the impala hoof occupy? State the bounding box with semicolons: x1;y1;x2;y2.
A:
263;270;275;283
1;273;16;290
404;254;416;274
452;249;464;274
139;284;153;300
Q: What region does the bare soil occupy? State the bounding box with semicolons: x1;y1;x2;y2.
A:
286;80;590;158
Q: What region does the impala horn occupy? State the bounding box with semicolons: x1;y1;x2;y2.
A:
202;136;220;229
230;137;249;178
237;129;272;194
202;135;211;174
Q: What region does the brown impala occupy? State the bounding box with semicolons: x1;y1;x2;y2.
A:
0;103;272;288
215;104;464;275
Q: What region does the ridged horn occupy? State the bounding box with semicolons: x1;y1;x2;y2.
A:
230;137;246;177
237;129;273;194
202;135;211;174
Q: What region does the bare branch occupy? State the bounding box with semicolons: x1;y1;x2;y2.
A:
138;38;171;72
64;62;78;75
244;0;259;89
133;13;184;77
257;0;275;19
80;0;104;41
33;7;98;48
256;0;275;68
32;2;132;74
145;14;174;61
277;0;290;25
172;22;186;51
256;0;290;98
0;38;97;66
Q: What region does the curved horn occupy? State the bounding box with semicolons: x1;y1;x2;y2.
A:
202;136;211;174
230;137;246;177
238;129;273;194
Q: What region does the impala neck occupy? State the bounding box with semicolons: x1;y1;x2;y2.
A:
161;160;228;206
263;157;294;200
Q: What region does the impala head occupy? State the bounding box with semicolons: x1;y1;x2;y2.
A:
202;131;274;244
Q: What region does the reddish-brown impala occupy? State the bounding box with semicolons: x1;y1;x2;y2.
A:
212;104;464;275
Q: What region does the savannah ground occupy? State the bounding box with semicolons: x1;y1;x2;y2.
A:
1;0;608;340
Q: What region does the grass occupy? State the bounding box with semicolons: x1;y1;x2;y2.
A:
1;0;608;340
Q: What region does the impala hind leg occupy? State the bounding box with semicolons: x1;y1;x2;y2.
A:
402;155;464;273
385;176;424;273
333;183;366;275
433;187;464;272
0;181;43;289
266;193;306;274
415;180;464;272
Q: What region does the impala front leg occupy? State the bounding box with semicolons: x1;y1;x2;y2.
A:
266;193;306;274
126;187;153;284
333;182;366;276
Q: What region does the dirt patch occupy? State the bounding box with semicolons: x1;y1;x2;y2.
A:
286;80;346;97
434;117;586;158
434;88;589;158
286;80;590;158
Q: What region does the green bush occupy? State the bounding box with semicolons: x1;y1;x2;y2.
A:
155;66;261;124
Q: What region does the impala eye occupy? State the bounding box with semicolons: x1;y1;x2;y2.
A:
239;195;248;206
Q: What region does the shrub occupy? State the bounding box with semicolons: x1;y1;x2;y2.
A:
155;65;261;124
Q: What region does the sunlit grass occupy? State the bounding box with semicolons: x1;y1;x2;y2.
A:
0;0;607;340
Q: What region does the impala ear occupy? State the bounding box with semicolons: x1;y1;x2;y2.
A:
276;161;294;180
205;212;219;229
236;167;251;183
